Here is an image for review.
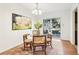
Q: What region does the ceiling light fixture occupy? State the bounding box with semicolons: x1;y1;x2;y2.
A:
32;3;42;15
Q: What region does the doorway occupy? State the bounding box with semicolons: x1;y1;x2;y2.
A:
74;8;78;45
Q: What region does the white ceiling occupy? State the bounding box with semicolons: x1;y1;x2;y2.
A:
21;3;73;13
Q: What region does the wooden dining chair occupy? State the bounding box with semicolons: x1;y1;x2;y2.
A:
46;33;52;48
23;34;32;50
33;35;46;55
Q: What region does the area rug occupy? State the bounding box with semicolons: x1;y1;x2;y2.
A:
48;39;64;55
0;39;64;55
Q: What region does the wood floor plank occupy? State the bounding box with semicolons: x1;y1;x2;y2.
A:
0;40;77;55
61;40;77;55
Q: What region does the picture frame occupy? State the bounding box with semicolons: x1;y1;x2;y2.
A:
12;13;32;30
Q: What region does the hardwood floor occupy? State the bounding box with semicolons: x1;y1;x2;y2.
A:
0;40;77;55
62;40;77;55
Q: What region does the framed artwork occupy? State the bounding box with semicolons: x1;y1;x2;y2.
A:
43;18;61;37
12;13;32;30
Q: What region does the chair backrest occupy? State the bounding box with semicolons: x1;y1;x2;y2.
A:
33;35;46;44
47;34;52;39
23;34;27;39
23;34;29;42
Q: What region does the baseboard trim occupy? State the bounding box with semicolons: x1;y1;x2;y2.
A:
0;43;23;54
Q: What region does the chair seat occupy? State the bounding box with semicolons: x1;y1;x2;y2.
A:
46;38;51;41
25;44;30;47
24;39;32;43
33;43;45;46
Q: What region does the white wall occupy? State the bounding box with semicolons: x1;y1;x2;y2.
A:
39;10;71;40
0;4;34;53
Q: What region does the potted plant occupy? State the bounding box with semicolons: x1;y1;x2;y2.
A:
34;20;42;35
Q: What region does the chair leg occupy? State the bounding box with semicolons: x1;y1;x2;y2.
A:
42;46;46;55
45;46;46;55
24;43;26;50
30;43;32;50
51;43;52;48
33;47;35;55
45;51;46;55
50;41;52;48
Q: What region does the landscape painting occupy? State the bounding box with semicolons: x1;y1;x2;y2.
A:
12;13;32;30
